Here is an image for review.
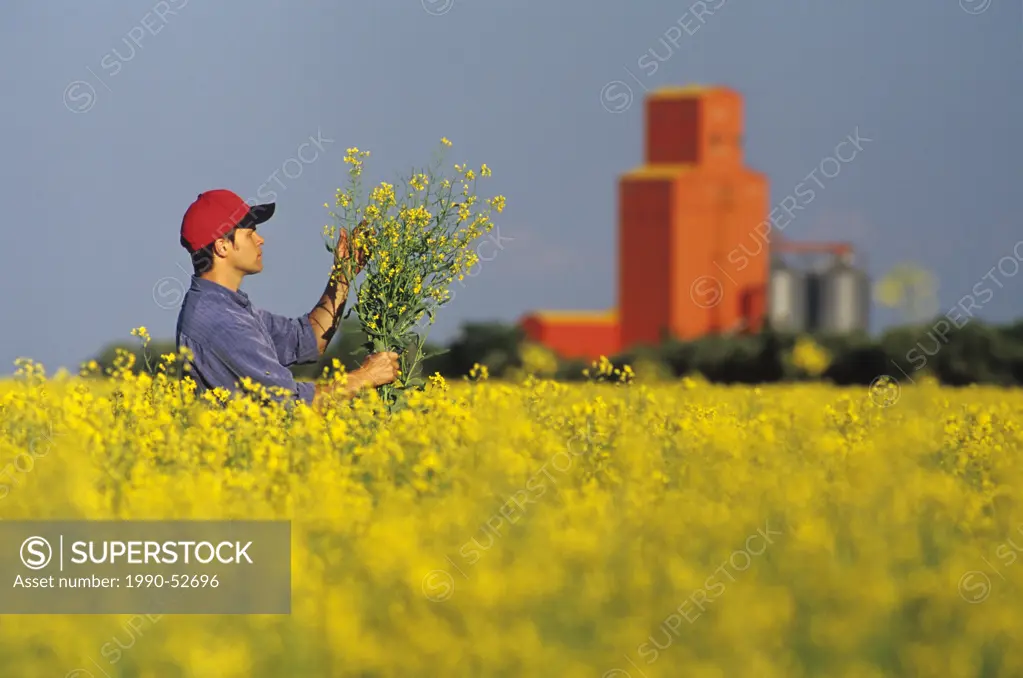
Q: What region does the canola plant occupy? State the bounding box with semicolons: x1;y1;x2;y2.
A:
0;356;1022;678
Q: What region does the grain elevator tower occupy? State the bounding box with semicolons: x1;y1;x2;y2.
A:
520;85;773;359
619;85;769;346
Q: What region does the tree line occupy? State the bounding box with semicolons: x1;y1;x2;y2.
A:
86;316;1023;387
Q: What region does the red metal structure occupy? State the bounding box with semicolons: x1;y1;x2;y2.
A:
519;311;619;360
520;85;852;360
773;238;853;257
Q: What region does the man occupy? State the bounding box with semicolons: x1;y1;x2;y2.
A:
175;189;398;409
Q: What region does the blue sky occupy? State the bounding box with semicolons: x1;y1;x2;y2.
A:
1;0;1020;373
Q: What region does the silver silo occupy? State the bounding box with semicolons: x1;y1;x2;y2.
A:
767;256;809;333
815;253;870;334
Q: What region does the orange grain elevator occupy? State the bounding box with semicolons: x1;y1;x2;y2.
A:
521;85;770;359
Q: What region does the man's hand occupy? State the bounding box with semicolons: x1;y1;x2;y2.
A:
354;351;400;387
335;221;370;276
313;222;370;355
311;351;401;410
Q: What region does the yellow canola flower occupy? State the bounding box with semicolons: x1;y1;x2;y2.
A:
320;141;505;409
1;370;1019;676
790;336;832;377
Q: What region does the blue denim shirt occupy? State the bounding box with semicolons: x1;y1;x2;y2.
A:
175;276;320;405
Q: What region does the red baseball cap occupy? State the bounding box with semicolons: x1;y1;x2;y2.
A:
180;189;275;252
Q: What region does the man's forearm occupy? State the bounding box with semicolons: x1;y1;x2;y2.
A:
308;266;351;355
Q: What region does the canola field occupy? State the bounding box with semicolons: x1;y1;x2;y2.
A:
1;359;1023;678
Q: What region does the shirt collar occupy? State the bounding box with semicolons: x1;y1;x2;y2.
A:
189;275;252;309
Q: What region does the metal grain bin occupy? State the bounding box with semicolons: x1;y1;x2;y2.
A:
814;255;870;334
767;258;809;333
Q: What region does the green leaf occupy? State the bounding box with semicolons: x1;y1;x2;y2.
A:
403;376;426;389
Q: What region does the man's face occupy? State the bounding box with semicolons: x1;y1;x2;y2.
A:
220;226;264;275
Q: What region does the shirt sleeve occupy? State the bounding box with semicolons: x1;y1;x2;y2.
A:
206;318;311;405
254;309;321;366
